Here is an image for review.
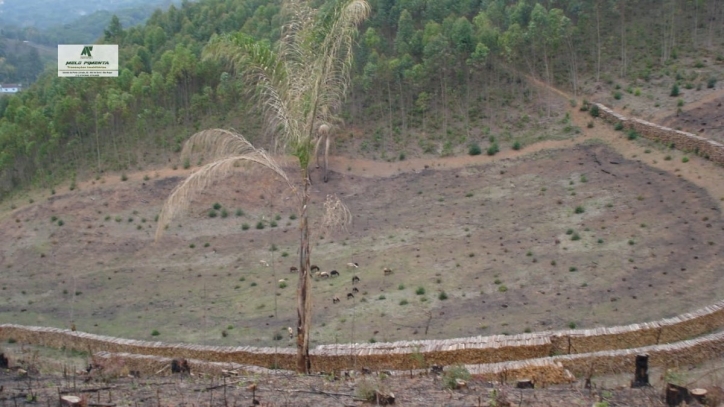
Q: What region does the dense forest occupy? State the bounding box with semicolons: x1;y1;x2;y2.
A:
1;0;724;195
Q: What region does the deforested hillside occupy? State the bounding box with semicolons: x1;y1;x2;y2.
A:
1;0;724;196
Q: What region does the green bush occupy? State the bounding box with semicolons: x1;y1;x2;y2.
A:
589;104;600;117
241;223;250;230
670;83;680;97
682;157;689;163
574;206;585;214
512;140;521;151
220;208;229;218
208;209;218;218
707;77;717;89
627;129;639;140
486;143;499;156
151;330;160;336
468;143;482;156
571;233;580;241
438;291;448;300
498;285;508;292
614;122;624;131
613;91;622;100
416;287;426;295
256;221;265;230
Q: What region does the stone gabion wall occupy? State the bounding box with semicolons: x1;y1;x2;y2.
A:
594;103;724;164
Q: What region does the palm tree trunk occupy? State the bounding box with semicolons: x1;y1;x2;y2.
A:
296;168;312;373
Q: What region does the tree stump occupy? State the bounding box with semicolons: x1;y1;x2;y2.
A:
516;379;534;389
60;395;82;407
171;358;190;374
665;383;691;406
631;354;650;388
690;388;707;404
374;390;395;405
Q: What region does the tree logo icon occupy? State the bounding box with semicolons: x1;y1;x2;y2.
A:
80;46;93;58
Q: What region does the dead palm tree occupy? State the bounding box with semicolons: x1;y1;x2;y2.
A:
156;0;368;373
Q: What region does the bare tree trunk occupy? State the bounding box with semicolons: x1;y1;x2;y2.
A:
595;0;601;82
296;171;312;373
323;136;330;183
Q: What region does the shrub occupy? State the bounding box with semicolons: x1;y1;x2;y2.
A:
416;287;425;295
627;129;639;140
438;291;448;300
270;220;278;227
571;233;580;241
574;206;585;214
682;157;689;163
670;83;680;97
151;330;160;336
569;266;577;272
587;120;594;128
486;143;499;156
279;282;287;289
183;158;190;169
220;208;229;218
566;229;574;235
568;322;577;329
398;284;405;290
707;77;717;89
289;214;297;220
256;221;265;230
589;104;600;117
442;365;471;390
614;122;624;131
677;98;684;107
189;244;195;249
498;285;508;292
208;209;218;218
273;333;283;341
613;91;622;100
242;223;250;230
399;299;409;305
468;143;482;156
378;295;386;300
664;155;672;161
51;215;58;222
121;173;128;181
235;208;244;217
512;140;521;151
213;202;222;210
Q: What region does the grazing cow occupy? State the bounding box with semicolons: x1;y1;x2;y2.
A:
318;271;330;278
347;293;354;300
383;267;393;275
352;276;360;284
352;287;359;293
346;262;359;269
311;265;320;272
330;270;340;277
332;296;340;304
290;266;298;273
287;327;294;338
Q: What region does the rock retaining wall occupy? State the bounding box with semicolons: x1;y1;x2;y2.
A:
2;300;724;376
594;103;724;164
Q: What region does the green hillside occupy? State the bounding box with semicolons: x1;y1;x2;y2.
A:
1;0;723;196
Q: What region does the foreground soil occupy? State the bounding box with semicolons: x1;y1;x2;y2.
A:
0;363;672;407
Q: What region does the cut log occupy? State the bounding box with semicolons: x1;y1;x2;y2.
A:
516;379;534;389
60;395;82;407
631;354;650;388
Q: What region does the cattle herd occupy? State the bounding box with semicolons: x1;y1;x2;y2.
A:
284;261;394;304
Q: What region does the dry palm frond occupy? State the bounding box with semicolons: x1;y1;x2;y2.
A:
155;129;290;241
318;194;352;236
